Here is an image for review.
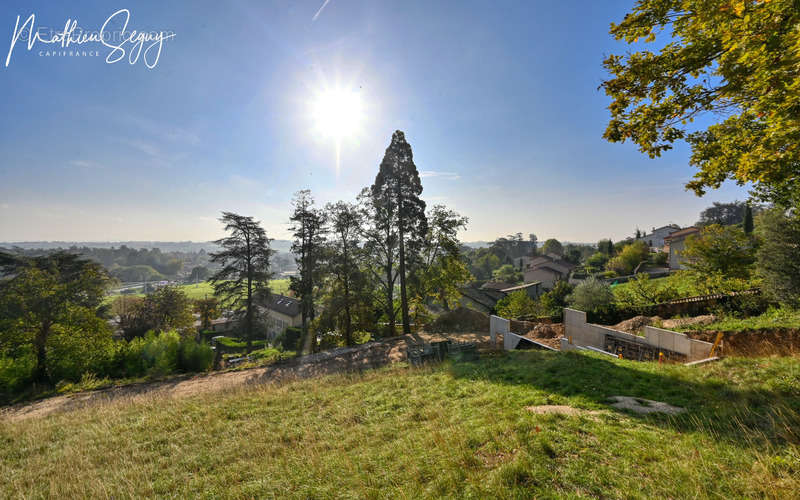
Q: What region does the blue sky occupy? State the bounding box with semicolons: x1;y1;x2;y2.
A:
0;1;747;243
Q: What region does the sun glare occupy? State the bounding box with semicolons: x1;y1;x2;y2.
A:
310;87;364;141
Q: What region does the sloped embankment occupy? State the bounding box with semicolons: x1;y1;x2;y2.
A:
684;329;800;356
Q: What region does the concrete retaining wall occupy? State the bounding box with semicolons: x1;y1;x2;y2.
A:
490;315;509;347
564;308;712;361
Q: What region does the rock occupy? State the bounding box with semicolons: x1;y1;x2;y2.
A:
608;396;686;415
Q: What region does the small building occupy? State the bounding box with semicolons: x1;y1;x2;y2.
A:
500;281;543;299
480;281;515;291
664;227;701;270
459;286;506;314
208;317;238;333
637;224;681;251
522;255;575;290
262;294;302;339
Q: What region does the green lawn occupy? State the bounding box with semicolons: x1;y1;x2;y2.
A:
107;279;290;303
1;351;798;498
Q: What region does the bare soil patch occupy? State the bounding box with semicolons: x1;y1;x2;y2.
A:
613;315;717;334
526;405;601;416
684;329;800;356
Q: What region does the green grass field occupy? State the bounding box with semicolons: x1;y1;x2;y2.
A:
107;279;290;303
1;351;798;498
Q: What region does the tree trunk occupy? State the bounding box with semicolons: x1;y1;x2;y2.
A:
398;195;411;335
398;231;411;335
33;325;49;384
343;277;353;346
245;230;253;351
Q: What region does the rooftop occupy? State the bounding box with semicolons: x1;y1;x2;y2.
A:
664;227;701;241
500;281;542;293
263;294;301;317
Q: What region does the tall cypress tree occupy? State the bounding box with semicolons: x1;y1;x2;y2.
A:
370;131;427;335
743;204;754;235
209;212;274;351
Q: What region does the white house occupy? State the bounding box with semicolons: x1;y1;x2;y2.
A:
262;294;302;339
637;224;681;251
664;227;701;270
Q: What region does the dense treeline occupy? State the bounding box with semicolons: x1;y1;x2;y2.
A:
0;244;297;284
0;129;475;399
190;131;473;354
0;251;215;401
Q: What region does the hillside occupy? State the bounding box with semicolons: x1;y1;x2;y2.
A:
1;351;798;498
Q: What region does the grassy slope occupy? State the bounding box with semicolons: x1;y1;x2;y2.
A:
1;352;798;498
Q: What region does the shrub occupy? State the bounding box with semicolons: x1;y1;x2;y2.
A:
0;351;35;399
683;224;756;279
586;252;609;269
756;207;800;307
567;277;614;312
117;331;213;377
428;307;489;333
651;251;668;266
140;330;181;376
539;281;574;316
606;241;650;275
492;264;522;284
279;327;302;351
353;330;372;344
178;338;214;372
46;313;117;383
496;290;541;319
613;273;679;312
249;347;284;361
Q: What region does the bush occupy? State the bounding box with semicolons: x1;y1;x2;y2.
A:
651;251;668;266
539;281;574;316
428;307;489;333
756;208;800;307
250;347;284;361
0;351;35;400
613;273;679;312
117;331;214;377
586;252;609;269
353;330;372;344
683;225;756;279
140;330;181;376
567;277;614;312
178;338;214;372
279;327;302;351
47;312;117;383
496;290;541;319
606;241;650;275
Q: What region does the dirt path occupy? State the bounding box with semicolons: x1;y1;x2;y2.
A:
1;332;494;422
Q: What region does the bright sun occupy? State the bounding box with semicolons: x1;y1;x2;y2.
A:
310;87;364;141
